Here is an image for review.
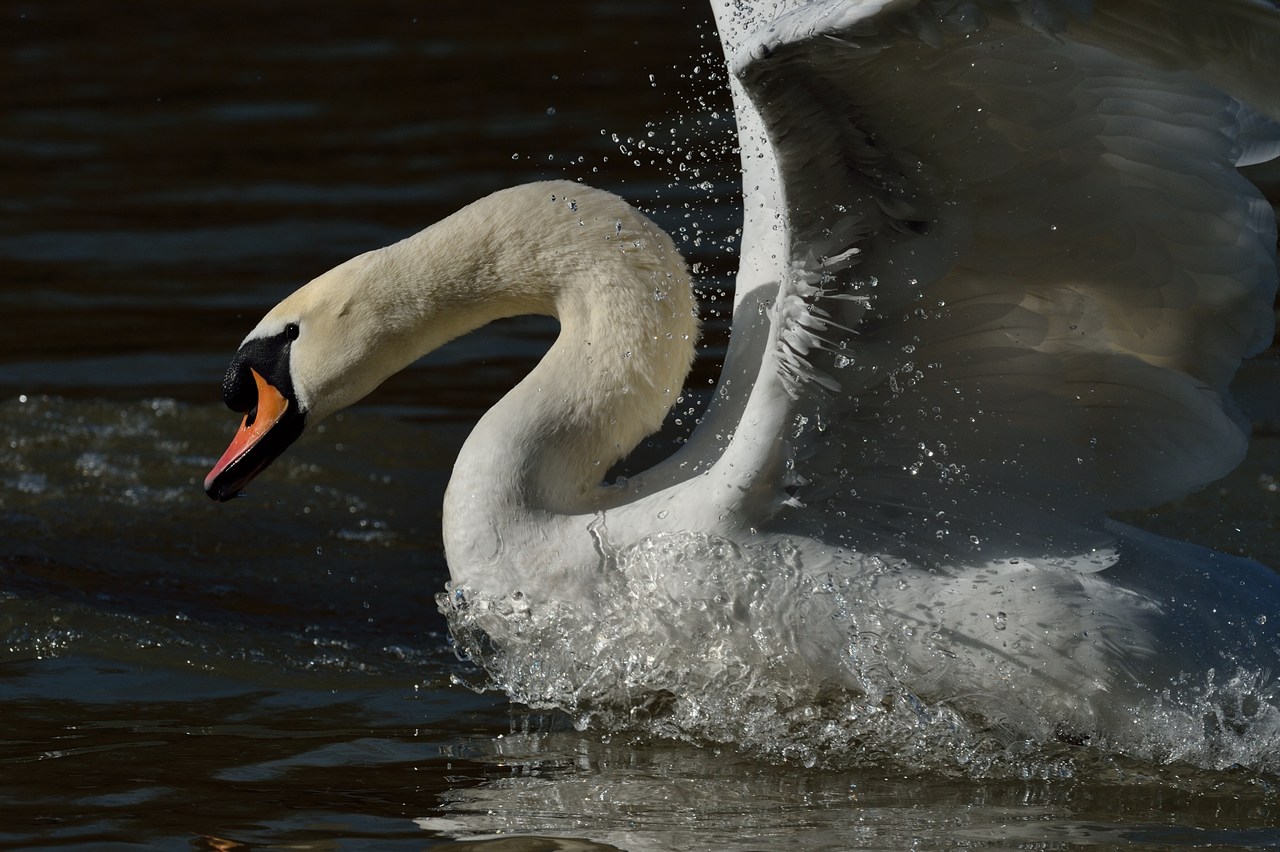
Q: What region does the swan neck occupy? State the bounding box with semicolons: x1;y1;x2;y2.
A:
441;182;697;566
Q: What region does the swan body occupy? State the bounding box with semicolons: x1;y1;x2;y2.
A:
207;0;1280;761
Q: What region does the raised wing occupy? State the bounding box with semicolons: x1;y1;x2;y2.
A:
702;0;1280;558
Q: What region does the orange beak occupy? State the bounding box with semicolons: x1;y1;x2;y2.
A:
204;369;295;501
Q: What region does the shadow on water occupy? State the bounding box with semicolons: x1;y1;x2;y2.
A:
2;0;1280;848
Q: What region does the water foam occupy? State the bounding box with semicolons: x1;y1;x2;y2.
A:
440;529;1280;776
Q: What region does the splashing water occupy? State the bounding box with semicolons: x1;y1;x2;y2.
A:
440;528;1280;776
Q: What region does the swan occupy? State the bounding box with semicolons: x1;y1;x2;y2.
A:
206;0;1280;761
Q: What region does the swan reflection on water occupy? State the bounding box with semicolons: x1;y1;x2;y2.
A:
206;0;1280;771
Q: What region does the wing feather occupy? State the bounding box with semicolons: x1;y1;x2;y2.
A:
702;0;1280;558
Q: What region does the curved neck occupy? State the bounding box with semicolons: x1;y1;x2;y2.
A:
405;183;697;578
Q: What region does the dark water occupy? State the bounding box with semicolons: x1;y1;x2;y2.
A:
3;1;1280;849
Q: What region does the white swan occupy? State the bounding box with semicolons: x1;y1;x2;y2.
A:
206;0;1280;760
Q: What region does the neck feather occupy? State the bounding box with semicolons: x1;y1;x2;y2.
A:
402;183;697;563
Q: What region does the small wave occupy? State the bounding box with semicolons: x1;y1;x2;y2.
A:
0;395;451;685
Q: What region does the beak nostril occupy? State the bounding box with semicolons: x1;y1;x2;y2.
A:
245;406;259;428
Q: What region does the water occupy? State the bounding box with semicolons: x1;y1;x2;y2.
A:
2;0;1280;848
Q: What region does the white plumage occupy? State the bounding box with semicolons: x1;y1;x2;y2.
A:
208;0;1280;763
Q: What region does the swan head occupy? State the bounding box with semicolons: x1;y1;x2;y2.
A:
205;181;697;503
203;317;308;502
205;249;415;502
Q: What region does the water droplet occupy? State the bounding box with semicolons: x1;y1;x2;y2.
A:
1257;614;1268;626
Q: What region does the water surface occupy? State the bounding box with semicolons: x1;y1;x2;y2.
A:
3;1;1280;848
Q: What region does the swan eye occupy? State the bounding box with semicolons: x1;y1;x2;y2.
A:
285;322;300;341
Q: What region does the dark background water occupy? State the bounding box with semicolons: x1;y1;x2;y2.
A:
1;0;738;406
2;1;1280;848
